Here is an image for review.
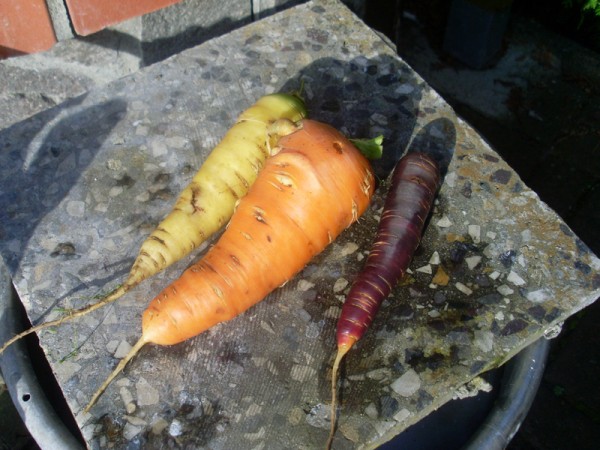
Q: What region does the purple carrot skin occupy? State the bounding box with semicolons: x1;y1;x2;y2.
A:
327;152;440;449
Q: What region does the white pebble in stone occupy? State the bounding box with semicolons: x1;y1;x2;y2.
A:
455;282;473;295
465;256;482;270
468;224;481;243
390;369;421;397
296;280;315;291
106;339;119;354
120;387;136;414
497;284;514;296
395;83;415;95
123;423;142;440
340;242;359;256
114;340;132;359
365;403;379;419
165;136;187;148
136;377;159;406
151;417;169;435
527;289;550;303
416;264;432;274
474;330;494;353
436;215;453;228
428;251;440;265
168;419;183;437
124;415;147;427
290;364;317;383
150;139;168;157
393;408;411;423
333;278;349;293
507;270;526;286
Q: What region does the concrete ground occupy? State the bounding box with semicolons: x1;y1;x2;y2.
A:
1;1;599;449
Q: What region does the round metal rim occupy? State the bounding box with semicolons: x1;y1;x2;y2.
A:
463;337;550;450
0;260;84;450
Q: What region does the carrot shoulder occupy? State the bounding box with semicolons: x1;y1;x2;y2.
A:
84;119;375;411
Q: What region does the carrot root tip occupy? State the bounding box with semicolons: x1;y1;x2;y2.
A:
83;336;147;414
326;343;354;450
0;284;128;355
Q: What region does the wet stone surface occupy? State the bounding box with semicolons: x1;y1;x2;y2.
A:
0;1;598;449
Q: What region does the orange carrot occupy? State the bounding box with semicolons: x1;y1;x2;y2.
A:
84;119;376;412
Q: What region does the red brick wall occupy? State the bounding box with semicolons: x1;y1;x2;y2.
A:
65;0;182;35
1;0;184;59
0;1;56;58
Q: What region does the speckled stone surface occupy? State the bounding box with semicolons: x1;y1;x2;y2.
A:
0;1;598;449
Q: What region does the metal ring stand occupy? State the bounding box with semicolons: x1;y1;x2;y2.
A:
0;260;84;450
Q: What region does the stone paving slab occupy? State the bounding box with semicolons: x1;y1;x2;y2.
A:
0;1;598;448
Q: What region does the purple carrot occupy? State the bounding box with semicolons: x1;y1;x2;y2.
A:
327;152;440;449
337;152;440;349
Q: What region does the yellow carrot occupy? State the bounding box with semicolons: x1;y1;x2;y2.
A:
127;93;307;287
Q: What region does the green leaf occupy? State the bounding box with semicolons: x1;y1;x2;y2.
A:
350;135;384;160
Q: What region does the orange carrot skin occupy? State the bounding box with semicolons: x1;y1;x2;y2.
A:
142;120;375;346
336;152;440;350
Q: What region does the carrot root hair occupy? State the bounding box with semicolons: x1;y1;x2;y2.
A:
0;284;128;355
326;341;354;450
84;336;147;413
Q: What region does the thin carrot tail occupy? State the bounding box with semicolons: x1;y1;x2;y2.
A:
0;284;127;355
84;336;147;413
326;343;353;450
